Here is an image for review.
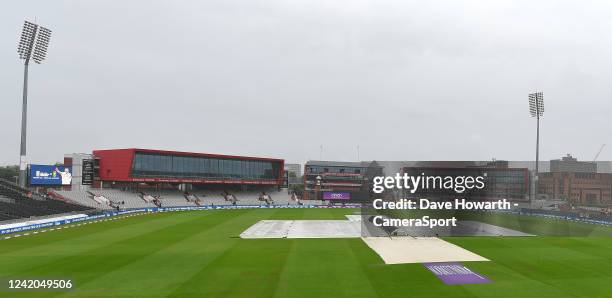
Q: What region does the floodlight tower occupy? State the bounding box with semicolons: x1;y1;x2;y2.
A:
529;92;544;199
16;20;52;187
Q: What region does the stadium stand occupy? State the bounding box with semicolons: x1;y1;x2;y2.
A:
55;188;317;210
0;178;92;221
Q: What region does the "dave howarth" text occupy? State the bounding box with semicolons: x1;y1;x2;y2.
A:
372;198;512;210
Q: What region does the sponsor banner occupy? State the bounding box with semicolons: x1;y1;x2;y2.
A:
517;209;612;226
3;204;606;236
492;209;612;227
30;165;73;186
323;192;351;200
0;210;141;235
423;262;492;285
0;204;362;235
317;204;362;208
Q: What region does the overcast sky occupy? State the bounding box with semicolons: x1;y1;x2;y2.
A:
1;0;611;166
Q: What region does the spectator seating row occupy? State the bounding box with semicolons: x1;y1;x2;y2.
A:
0;178;92;222
54;188;316;210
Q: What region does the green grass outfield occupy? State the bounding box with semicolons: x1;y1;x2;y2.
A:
0;208;611;298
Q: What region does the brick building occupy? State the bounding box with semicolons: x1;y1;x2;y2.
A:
538;155;612;206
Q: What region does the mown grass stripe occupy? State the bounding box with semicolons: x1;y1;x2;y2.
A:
166;209;300;298
61;209;269;298
0;212;215;278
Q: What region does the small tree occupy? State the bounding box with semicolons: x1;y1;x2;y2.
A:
289;183;304;194
0;165;19;181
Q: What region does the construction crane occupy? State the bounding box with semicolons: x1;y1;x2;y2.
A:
593;144;606;162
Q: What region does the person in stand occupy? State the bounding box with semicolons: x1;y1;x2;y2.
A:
260;192;273;206
291;191;302;206
228;193;237;206
291;191;298;202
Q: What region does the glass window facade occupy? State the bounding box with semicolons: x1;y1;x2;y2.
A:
402;167;529;199
306;166;366;175
132;153;281;180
